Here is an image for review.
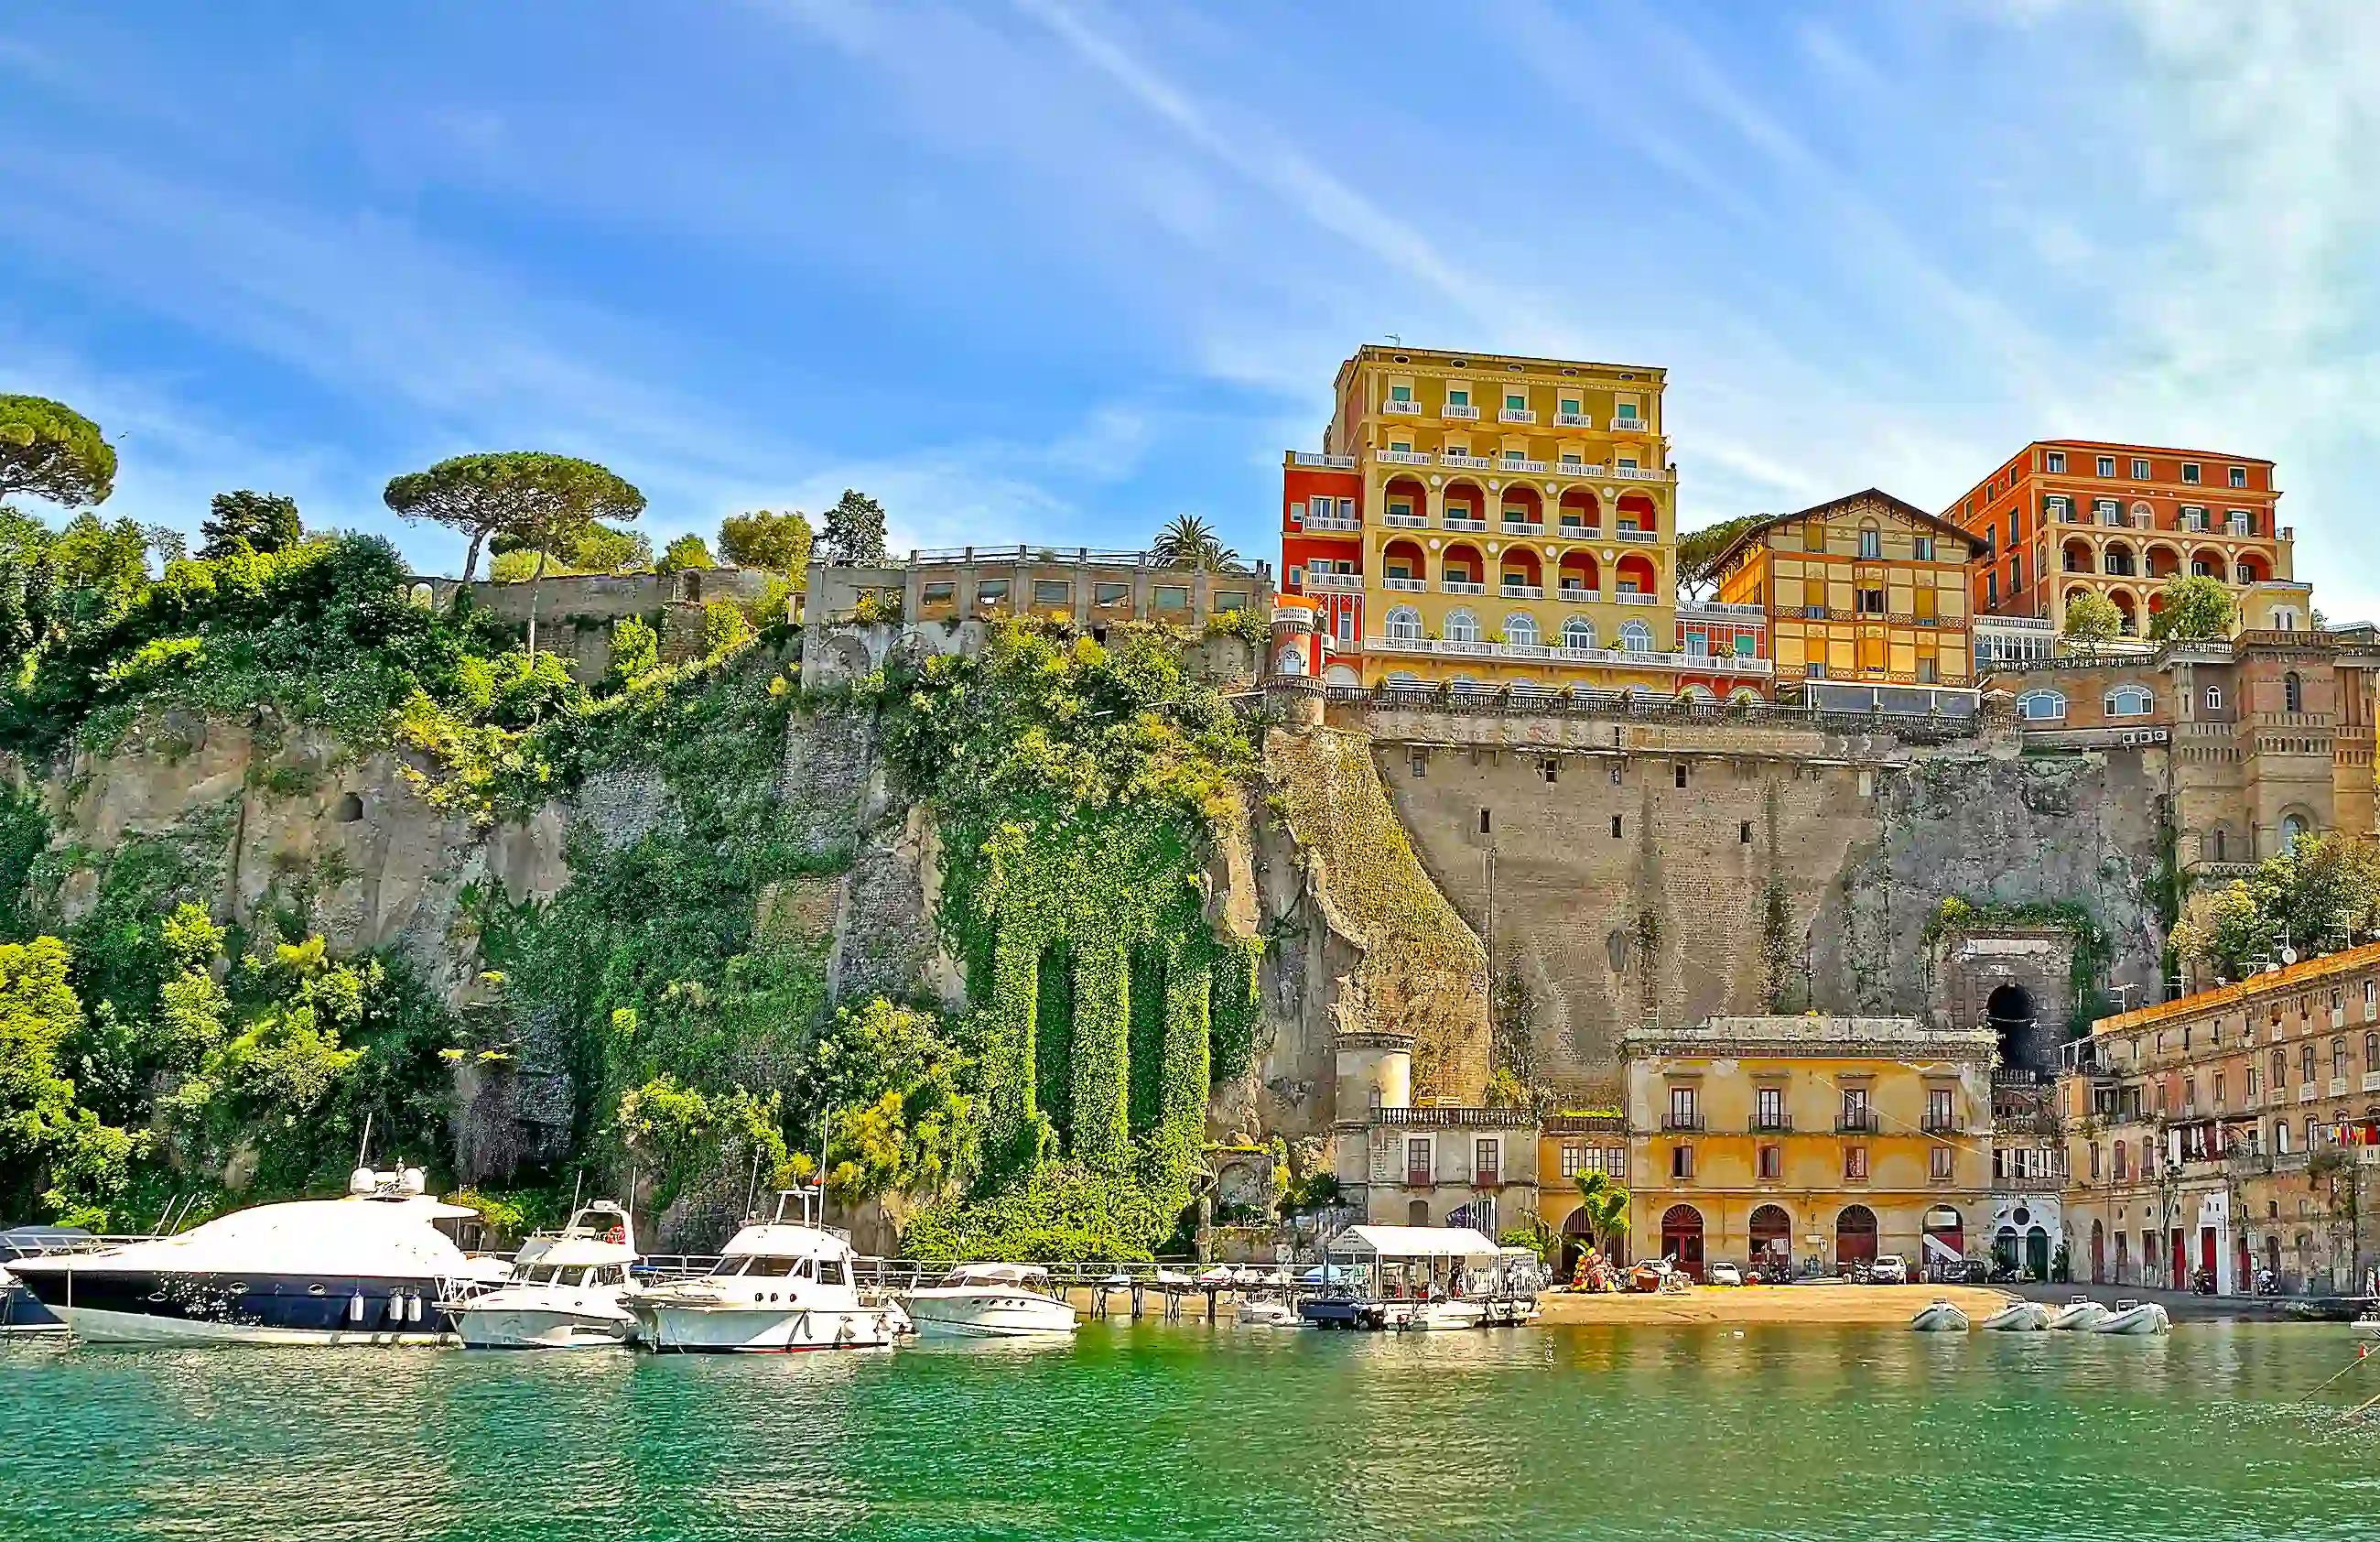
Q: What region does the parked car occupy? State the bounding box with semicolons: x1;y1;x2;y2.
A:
1864;1255;1909;1285
1706;1262;1743;1287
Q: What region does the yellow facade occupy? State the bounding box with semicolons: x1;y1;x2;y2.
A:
1622;1017;1996;1278
1323;345;1770;699
1712;490;1975;690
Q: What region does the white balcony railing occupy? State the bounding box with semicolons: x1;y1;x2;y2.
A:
1288;451;1358;469
1610;416;1650;433
1442;404;1481;420
1383;512;1428;528
1614;528;1661;544
1681;601;1767;620
1501;582;1544;600
2299;1084;2317;1102
1303;515;1361;533
1373;449;1432;466
1611;464;1668;481
1366;635;1773;676
1501;519;1544;536
1555;462;1606;477
1442;453;1495;470
1499;407;1538;424
1302;570;1363;592
2363;1070;2380;1093
1443;516;1487;532
1556;585;1596;601
1498;457;1548;473
1382;398;1422;416
1442;580;1486;595
1616;591;1661;605
1555;412;1593;429
1382;577;1427;592
2331;1077;2350;1098
1556;522;1599;538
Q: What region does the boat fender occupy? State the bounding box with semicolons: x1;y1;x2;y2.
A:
349;1290;366;1324
406;1292;423;1324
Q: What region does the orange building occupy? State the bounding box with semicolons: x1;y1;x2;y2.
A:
1943;440;2298;637
1280;452;1365;684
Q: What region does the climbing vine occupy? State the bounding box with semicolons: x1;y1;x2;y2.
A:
1928;896;2115;1036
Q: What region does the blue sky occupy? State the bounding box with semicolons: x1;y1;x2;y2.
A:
4;2;2375;618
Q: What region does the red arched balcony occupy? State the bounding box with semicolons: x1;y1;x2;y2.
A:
2189;546;2226;579
2063;539;2093;574
2145;544;2182;580
1440;542;1485;592
1442;480;1488;531
1381;538;1428;591
1557;550;1601;599
1615;552;1659;597
2235;553;2269;584
1381;476;1429;528
1498;484;1544;535
2111;590;2139;635
2147;588;2169;622
1617;493;1659;538
1499;548;1544;598
1558;487;1602;537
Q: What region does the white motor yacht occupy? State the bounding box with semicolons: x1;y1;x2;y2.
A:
7;1167;484;1345
623;1189;908;1353
1232;1297;1302;1328
450;1201;641;1350
1909;1298;1971;1331
902;1263;1078;1338
2091;1299;2172;1335
2049;1297;2110;1330
1979;1299;2052;1331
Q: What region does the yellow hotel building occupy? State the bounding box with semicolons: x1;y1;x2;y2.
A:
1624;1016;1996;1280
1313;344;1772;699
1707;489;1978;709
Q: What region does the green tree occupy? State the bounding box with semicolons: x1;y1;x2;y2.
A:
384;452;645;600
199;491;303;559
718;508;813;576
2173;832;2380;979
606;615;659;688
0;395;116;507
1570;1169;1630;1261
2150;574;2238;641
657;534;715;575
2062;591;2125;646
1676;512;1769;596
818;489;888;567
0;934;146;1225
1151;514;1239;572
700;599;752;655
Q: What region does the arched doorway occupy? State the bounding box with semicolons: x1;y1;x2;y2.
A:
1836;1205;1878;1270
1986;984;2039;1073
1995;1226;2020;1275
1407;1200;1431;1227
2027;1225;2051;1281
1922;1207;1964;1282
1661;1205;1705;1281
1560;1206;1596;1281
1749;1204;1791;1276
2091;1219;2106;1285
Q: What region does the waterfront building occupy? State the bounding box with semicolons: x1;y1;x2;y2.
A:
1942;440;2297;637
1703;489;1978;712
2059;939;2380;1294
1620;1016;1996;1281
1330;1032;1542;1235
1283;343;1770;700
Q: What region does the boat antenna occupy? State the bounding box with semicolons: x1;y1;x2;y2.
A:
355;1112;373;1173
568;1167;584;1223
741;1145;763;1223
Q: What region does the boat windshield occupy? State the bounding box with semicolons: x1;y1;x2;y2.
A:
710;1254;811;1278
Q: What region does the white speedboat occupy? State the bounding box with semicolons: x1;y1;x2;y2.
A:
1232;1298;1303;1328
902;1263;1078;1338
623;1189;908;1353
1909;1298;1971;1331
7;1168;486;1345
1401;1298;1488;1331
2049;1297;2110;1331
2092;1299;2172;1335
1979;1299;2052;1331
450;1201;641;1350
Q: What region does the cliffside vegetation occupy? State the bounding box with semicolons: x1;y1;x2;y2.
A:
2172;833;2380;981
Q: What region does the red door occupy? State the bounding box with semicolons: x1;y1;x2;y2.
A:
2172;1232;2187;1289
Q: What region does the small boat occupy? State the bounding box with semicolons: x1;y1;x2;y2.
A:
903;1263;1078;1338
1628;1260;1671;1294
2049;1297;2110;1331
2353;1311;2378;1339
1401;1298;1488;1331
1909;1298;1971;1331
622;1188;908;1353
449;1201;640;1350
1232;1298;1303;1328
6;1167;491;1345
2092;1299;2172;1335
1979;1299;2052;1332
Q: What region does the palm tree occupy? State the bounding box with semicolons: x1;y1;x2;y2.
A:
1151;514;1239;572
1573;1170;1631;1262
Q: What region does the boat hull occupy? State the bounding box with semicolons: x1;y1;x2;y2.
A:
2049;1303;2110;1330
2092;1306;2170;1336
15;1267;457;1344
632;1302;906;1353
903;1293;1077;1338
1980;1301;2051;1331
455;1303;636;1350
1909;1305;1971;1331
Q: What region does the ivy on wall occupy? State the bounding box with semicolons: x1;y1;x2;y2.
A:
1928;895;2114;1036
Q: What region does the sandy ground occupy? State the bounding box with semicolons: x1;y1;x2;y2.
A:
1537;1281;2011;1326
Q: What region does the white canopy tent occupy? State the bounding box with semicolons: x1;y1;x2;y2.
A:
1323;1226;1501;1264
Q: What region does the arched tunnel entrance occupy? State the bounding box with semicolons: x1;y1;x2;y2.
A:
1986;984;2046;1074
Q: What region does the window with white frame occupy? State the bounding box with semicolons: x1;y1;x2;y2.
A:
1444;608;1478;643
2045;451;2066;472
2205;685;2223;711
1385;605;1423;643
1619;619;1653;652
2097;455;2116;477
1503;613;1538;646
1563;615;1596;651
2104;685;2154;716
2017;690;2068;721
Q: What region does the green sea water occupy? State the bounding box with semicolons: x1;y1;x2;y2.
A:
4;1323;2376;1541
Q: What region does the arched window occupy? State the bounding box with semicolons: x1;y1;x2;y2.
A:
1385;605;1423;643
1384;671;1421;689
2205;685;2223;711
2276;1120;2292;1155
1502;614;1538;647
2283;812;2310;846
2272;1047;2288;1085
2104;685;2154;717
1448;675;1488;695
2285;671;2303;711
1444;608;1478;644
2016;690;2067;722
2365;1031;2378;1070
1858;522;1881;559
1618;620;1654;653
1562;615;1596;651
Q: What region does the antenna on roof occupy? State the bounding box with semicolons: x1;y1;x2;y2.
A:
1386;333;1401;345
